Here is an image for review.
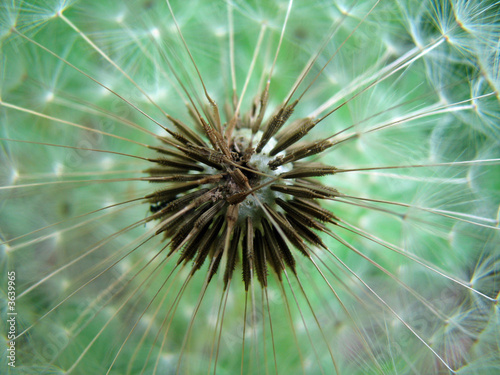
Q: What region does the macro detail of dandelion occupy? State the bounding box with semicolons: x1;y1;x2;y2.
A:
1;0;499;374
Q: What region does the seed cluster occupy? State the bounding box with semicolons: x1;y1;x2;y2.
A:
145;92;340;290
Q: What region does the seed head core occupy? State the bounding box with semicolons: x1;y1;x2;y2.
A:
146;97;339;289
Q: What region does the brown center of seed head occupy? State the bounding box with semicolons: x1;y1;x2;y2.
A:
145;99;339;289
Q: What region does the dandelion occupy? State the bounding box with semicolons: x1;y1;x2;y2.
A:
1;0;499;374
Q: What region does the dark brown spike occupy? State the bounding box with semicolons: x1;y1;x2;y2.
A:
188;104;209;135
157;206;197;236
251;87;269;134
271;225;296;274
268;139;333;169
190;216;225;272
197;174;224;185
207;230;226;284
270;184;338;199
274;117;308;141
243;95;259;130
147;188;209;214
203;102;222;134
291;139;333;159
273;118;299;142
169;131;191;145
286;214;327;249
145;172;211;183
253;229;268;287
153;190;216;234
207;251;223;284
177;217;213;265
145;168;201;176
148;145;198;162
171;199;223;254
157;213;188;237
144;182;203;200
167;115;207;147
191;188;221;207
170;205;210;252
212;125;232;159
229;168;250;190
180;145;225;170
280;165;338;179
269;117;317;156
242;218;254;291
261;218;284;280
296;181;340;197
194;200;225;230
148;157;205;172
226;190;251;205
255;100;298;153
200;117;220;151
225;204;240;228
263;204;309;257
275;198;324;231
207;151;227;165
145;185;196;201
223;226;242;289
288;198;339;223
